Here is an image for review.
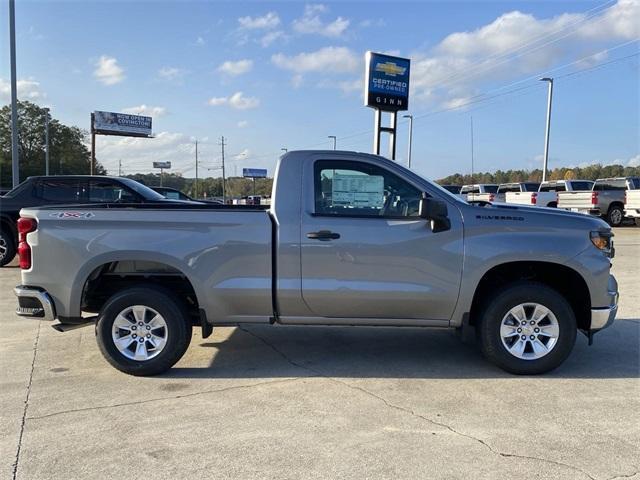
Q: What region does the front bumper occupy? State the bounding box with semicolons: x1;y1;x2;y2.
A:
14;286;56;321
590;274;618;331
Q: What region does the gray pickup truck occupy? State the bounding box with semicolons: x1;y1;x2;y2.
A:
558;177;640;226
14;151;618;376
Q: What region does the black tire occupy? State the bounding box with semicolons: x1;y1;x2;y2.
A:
477;282;576;375
547;202;557;208
96;286;192;376
0;229;16;267
606;205;624;227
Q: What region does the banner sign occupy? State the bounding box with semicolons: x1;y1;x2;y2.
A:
242;168;267;178
93;111;152;137
364;52;410;111
153;161;171;169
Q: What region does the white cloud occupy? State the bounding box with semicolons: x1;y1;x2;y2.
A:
158;67;187;81
207;91;260;110
292;4;349;37
194;36;205;46
625;154;640;167
233;148;250;161
217;59;253;76
272;46;359;73
93;55;124;85
410;0;640;107
260;30;286;47
237;120;249;128
122;104;167;117
0;77;44;102
238;12;280;29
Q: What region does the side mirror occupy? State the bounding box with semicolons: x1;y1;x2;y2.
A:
419;195;451;233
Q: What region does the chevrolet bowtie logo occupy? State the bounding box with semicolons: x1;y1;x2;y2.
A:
375;62;406;77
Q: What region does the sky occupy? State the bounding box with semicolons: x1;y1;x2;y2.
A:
2;0;639;180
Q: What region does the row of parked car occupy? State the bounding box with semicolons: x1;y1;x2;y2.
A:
441;176;640;227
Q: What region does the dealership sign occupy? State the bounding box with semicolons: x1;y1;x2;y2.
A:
93;111;152;137
242;168;267;178
153;161;171;169
364;52;411;112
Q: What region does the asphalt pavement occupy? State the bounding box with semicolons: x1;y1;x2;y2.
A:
1;228;638;480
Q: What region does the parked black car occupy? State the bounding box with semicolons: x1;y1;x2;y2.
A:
0;176;182;266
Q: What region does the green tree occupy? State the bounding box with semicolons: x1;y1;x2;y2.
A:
0;100;105;187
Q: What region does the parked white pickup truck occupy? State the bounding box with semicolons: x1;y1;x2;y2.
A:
506;180;594;208
460;184;498;202
624;189;640;225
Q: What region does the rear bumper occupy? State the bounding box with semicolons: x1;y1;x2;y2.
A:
590;274;618;331
624;209;640;218
14;286;56;321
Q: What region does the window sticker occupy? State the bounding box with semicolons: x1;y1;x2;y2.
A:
332;174;384;208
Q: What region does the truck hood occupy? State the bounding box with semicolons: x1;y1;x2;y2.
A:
465;201;610;230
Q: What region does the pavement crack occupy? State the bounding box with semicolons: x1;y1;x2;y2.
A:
239;325;597;480
26;378;301;421
606;471;639;480
12;321;42;480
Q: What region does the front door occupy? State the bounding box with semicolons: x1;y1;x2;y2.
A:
300;159;463;321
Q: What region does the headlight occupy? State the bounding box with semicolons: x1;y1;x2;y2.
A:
590;230;614;257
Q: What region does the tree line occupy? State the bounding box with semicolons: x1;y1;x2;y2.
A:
437;164;639;186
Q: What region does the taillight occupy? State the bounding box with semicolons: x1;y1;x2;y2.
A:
17;217;37;269
489;193;495;202
591;192;598;206
531;193;538;205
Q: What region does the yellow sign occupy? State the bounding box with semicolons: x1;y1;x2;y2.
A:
374;62;406;77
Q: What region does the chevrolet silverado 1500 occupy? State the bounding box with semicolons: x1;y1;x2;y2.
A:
14;151;618;376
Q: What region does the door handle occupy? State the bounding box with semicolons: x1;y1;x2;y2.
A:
306;230;341;241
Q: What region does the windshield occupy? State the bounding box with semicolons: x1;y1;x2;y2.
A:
118;178;166;201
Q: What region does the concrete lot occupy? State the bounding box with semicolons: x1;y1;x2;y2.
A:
1;228;638;480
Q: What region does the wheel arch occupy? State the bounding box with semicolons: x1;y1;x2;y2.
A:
469;261;591;331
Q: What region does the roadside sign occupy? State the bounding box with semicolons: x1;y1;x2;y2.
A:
243;168;267;178
153;161;171;169
364;52;410;112
93;111;152;137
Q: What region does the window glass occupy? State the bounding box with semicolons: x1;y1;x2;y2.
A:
524;183;540;191
498;185;519;193
630;178;640;189
570;181;593;191
89;180;138;203
594;179;626;191
540;183;565;192
314;161;422;218
37;179;84;202
461;186;478;194
483;185;498;193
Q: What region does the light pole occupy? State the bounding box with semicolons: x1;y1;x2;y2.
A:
403;114;413;169
281;147;287;153
9;0;20;187
328;135;336;150
539;77;553;182
44;108;50;175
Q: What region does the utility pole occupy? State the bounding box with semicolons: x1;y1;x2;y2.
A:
539;77;554;182
44;108;50;176
194;140;199;198
470;116;475;185
328;135;337;150
403;114;413;169
219;136;227;204
9;0;20;187
90;113;96;175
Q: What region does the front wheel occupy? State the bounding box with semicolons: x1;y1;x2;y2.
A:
96;286;192;376
478;282;576;375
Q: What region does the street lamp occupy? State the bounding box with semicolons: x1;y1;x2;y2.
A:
403;114;413;169
328;135;337;150
44;108;50;176
539;77;554;182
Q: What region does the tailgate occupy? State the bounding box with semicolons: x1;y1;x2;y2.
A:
625;191;640;209
557;192;593;210
505;192;533;205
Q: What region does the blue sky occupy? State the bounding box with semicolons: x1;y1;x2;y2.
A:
2;0;639;180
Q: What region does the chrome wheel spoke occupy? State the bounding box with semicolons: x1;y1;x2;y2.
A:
501;302;559;360
111;305;168;361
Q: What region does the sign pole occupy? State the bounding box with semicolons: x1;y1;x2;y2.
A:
90;113;95;175
389;111;397;160
373;109;382;155
44;108;50;176
9;0;20;187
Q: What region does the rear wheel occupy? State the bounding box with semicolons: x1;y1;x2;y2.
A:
0;229;16;267
96;286;192;376
478;282;576;375
606;205;624;227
